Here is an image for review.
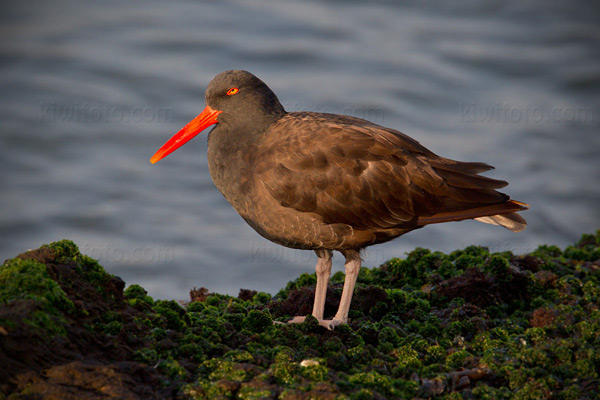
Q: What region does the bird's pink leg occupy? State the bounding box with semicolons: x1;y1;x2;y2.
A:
320;250;361;330
282;250;360;330
286;249;332;324
311;249;333;320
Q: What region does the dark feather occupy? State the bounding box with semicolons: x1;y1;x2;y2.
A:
249;112;527;250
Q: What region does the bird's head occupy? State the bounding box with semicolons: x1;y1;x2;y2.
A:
151;70;285;164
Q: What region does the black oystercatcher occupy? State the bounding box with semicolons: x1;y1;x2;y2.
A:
151;70;528;330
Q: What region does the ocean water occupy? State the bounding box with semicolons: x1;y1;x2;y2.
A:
1;0;599;300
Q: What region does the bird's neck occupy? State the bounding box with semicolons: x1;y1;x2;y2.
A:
206;120;275;215
207;109;285;155
206;97;286;212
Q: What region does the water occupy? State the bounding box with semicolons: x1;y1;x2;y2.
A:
1;0;599;300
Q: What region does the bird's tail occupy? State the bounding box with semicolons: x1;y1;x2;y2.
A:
417;200;529;232
473;212;527;232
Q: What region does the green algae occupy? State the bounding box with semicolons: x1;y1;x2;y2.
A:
244;309;273;333
0;249;75;337
176;232;599;398
2;232;600;398
43;240;114;296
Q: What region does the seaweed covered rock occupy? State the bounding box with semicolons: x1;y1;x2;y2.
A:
1;232;600;399
0;241;168;399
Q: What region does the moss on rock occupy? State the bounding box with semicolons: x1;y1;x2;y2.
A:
1;232;600;399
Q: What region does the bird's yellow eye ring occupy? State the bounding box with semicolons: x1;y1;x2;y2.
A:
226;87;239;96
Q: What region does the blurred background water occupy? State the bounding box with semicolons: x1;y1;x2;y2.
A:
1;0;599;300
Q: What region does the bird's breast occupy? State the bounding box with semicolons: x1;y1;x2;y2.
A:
207;128;256;217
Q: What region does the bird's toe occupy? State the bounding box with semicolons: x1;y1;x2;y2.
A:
318;317;346;331
275;316;347;330
287;316;307;324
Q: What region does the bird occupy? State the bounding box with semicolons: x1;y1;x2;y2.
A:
150;70;528;330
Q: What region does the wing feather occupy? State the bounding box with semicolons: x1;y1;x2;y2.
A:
252;112;517;231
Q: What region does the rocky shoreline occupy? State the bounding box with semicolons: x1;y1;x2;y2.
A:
1;233;599;399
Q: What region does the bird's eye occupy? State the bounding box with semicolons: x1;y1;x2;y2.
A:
226;87;239;96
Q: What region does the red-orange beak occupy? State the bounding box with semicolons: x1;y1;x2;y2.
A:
150;106;222;164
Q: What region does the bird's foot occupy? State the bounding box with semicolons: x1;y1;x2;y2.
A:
274;316;346;330
287;316;308;324
317;317;346;330
272;316;307;325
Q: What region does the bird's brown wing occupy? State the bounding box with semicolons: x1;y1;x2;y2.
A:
252;112;515;231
